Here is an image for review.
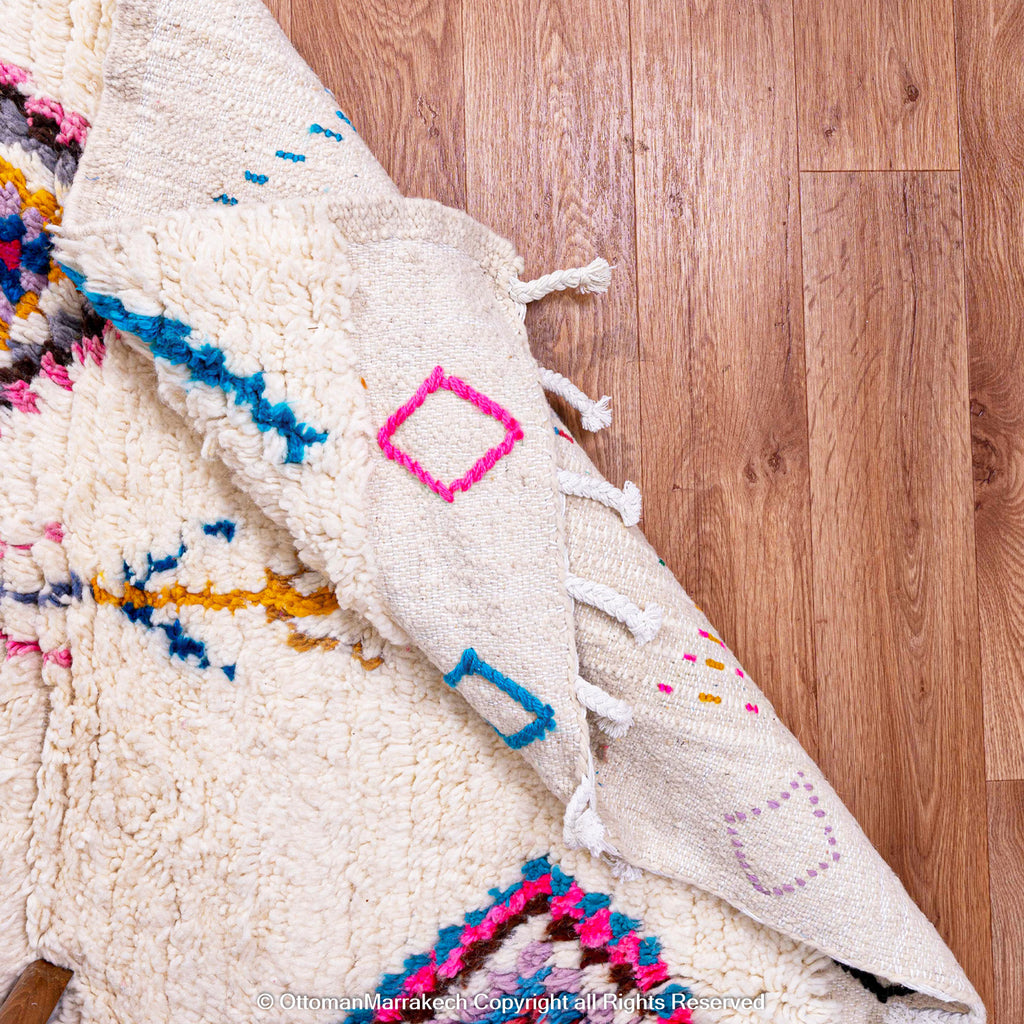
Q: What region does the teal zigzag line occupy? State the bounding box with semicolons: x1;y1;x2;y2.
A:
59;264;327;463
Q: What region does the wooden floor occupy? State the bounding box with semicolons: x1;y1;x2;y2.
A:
271;2;1021;1019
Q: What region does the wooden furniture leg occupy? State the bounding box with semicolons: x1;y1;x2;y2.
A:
0;961;72;1024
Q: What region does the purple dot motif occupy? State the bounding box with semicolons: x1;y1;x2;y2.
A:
722;772;840;896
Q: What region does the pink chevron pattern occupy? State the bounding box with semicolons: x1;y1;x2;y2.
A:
349;857;694;1024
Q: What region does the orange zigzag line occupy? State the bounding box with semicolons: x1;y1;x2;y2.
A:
91;570;383;670
0;156;61;221
92;569;338;618
0;156;62;347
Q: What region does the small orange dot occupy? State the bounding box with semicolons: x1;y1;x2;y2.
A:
360;377;367;388
706;658;725;671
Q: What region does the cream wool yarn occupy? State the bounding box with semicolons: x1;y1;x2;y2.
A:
0;0;985;1023
7;337;884;1024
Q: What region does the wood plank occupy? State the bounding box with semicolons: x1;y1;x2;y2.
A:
954;0;1024;781
291;0;465;204
988;781;1024;1024
795;0;959;171
800;171;993;1006
462;0;639;491
630;1;819;756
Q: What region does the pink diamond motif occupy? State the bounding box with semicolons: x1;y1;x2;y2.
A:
376;365;524;503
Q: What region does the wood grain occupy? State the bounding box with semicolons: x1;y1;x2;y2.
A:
462;0;639;488
630;0;819;755
988;781;1024;1024
292;0;465;204
0;961;72;1024
800;171;992;1006
795;0;959;171
955;0;1024;781
270;0;1009;1004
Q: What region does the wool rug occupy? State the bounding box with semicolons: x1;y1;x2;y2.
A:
0;1;985;1022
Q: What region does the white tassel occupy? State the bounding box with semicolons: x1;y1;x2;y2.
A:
200;432;219;461
358;631;386;660
539;368;612;432
558;471;642;527
563;776;607;856
510;258;612;304
574;676;633;738
566;573;663;645
610;858;644;881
